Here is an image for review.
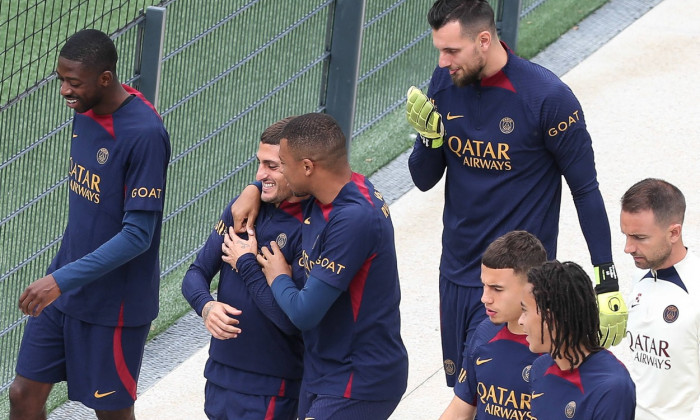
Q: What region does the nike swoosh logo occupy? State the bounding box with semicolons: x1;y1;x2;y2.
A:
475;357;493;365
94;390;116;398
446;112;464;120
304;218;311;224
531;392;544;399
72;134;78;138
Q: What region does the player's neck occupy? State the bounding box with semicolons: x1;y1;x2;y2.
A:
481;40;508;80
506;320;525;335
281;194;309;205
657;242;688;270
310;166;352;205
553;346;591;371
93;83;130;115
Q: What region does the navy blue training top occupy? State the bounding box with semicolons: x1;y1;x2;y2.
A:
182;198;305;394
530;350;636;419
409;45;612;287
296;173;408;401
52;85;170;326
456;320;539;419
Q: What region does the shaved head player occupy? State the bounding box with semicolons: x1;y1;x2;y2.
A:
10;29;170;420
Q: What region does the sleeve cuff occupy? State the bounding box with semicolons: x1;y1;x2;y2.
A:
236;253;259;275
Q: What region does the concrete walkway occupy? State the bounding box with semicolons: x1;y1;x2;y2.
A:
49;0;700;417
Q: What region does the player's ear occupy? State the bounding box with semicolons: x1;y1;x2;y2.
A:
98;70;113;87
477;30;491;49
668;223;682;243
302;158;314;176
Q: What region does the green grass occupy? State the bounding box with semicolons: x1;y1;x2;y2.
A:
517;0;609;59
350;107;416;177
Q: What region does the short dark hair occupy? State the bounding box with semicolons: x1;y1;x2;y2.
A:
428;0;496;38
481;231;547;275
527;261;602;370
60;29;118;74
280;113;346;164
260;116;296;145
621;178;685;226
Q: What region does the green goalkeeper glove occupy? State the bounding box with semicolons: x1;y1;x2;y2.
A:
594;262;628;348
406;86;445;148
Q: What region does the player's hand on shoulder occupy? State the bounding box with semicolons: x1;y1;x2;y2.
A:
230;184;262;236
202;301;242;340
18;274;61;317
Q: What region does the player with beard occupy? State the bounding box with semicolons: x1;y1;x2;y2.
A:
224;113;408;420
620;178;700;419
404;0;626;388
182;117;306;420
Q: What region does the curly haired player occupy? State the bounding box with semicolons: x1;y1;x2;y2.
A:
520;261;635;420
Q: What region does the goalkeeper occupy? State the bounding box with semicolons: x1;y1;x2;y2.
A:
406;0;626;388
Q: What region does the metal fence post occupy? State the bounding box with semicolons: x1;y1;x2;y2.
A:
497;0;522;52
138;6;166;107
324;0;366;146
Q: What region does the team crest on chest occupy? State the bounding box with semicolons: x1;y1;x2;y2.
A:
276;233;288;249
663;305;679;323
96;148;109;164
499;117;514;134
521;365;531;382
564;401;576;418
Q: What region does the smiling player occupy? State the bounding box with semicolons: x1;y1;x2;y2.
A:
224;113;408;420
182;116;306;420
11;29;170;420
